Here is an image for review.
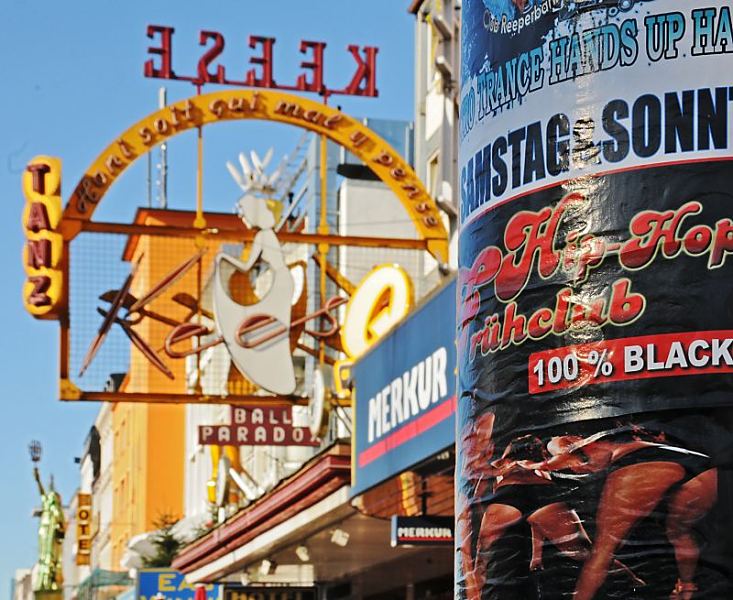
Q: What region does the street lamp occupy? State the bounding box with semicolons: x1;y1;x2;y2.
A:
29;440;42;463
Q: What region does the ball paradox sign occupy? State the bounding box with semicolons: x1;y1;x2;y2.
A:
198;406;319;447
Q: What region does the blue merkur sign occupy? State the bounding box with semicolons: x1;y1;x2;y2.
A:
351;279;456;497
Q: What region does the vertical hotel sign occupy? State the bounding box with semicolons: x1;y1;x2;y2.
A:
22;156;63;318
458;0;733;599
76;493;92;566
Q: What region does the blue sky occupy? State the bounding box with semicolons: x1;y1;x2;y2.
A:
0;0;415;593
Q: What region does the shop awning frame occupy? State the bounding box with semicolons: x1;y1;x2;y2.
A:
172;443;351;580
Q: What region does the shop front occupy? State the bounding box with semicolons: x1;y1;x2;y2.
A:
171;439;454;600
136;569;221;600
169;280;458;600
347;278;457;600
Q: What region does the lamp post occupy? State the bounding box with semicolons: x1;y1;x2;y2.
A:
29;440;42;463
29;440;45;497
28;439;65;597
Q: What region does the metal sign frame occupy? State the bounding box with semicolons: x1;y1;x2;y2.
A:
24;90;448;406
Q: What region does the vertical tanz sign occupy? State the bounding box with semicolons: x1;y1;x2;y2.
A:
458;0;733;598
22;156;63;319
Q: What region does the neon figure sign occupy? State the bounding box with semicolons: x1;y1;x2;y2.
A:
78;247;346;392
78;151;347;396
144;25;379;97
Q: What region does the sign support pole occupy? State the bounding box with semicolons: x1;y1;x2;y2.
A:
193;84;207;231
317;96;330;366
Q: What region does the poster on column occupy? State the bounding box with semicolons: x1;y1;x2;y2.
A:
458;0;733;598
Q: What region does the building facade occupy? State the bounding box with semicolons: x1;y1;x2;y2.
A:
410;0;461;269
92;403;115;572
35;5;465;600
110;210;211;568
171;101;458;598
12;569;34;600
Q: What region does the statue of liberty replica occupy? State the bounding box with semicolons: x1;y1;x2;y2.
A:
29;440;66;599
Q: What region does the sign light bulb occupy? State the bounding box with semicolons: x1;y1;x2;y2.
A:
295;545;310;562
330;528;350;547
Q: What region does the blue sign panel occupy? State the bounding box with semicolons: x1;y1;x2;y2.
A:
137;570;222;600
351;279;456;497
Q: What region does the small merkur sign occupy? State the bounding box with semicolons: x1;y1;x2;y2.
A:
390;515;454;547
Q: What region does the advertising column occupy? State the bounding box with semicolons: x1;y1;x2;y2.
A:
458;1;733;598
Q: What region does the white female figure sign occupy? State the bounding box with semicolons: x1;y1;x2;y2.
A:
214;150;296;395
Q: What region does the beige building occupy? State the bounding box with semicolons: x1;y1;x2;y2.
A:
91;402;114;571
410;0;462;268
12;569;33;600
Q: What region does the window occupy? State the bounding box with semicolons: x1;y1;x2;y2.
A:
426;0;445;89
428;153;440;198
427;18;434;87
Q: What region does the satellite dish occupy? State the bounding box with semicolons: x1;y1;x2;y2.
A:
308;367;332;438
215;455;231;507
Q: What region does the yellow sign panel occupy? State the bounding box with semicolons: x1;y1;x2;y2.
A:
335;264;414;396
22;156;64;318
75;493;92;566
62;90;448;263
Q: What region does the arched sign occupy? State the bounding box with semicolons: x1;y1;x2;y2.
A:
61;90;449;263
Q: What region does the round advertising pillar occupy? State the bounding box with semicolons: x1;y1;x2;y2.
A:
457;0;733;597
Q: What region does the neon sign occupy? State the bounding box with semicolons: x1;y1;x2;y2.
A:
22;156;64;319
27;84;447;403
341;265;414;359
144;25;378;97
75;494;92;566
64;90;448;264
77;152;348;397
334;265;414;395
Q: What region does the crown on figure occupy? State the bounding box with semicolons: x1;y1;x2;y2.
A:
227;148;284;198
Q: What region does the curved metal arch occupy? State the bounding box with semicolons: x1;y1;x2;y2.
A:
63;90;449;262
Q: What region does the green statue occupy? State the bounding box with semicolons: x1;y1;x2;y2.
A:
30;441;66;594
